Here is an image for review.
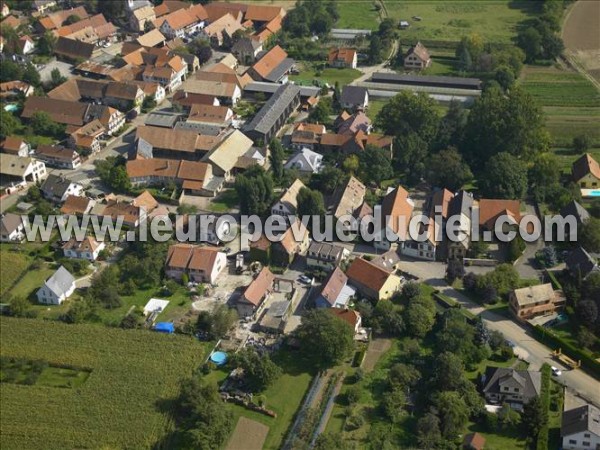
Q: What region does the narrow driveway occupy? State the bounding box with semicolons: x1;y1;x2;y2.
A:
399;259;600;408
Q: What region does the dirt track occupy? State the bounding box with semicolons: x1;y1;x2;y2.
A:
562;0;600;82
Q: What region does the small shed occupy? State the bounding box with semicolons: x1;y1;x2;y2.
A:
154;322;175;334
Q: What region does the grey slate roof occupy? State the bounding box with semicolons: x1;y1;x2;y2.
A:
560;200;590;224
232;37;262;54
566;247;598;278
371;72;482;90
44;266;75;298
482;367;541;399
562;404;600;437
244;81;320;98
144;112;183;128
448;190;473;218
264;58;295;83
41;174;75;199
175;121;223;136
244;83;301;136
340;85;368;106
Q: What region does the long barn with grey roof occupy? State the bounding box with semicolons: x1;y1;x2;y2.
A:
243;83;301;143
370;72;482;90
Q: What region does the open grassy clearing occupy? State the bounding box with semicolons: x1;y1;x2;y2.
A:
335;1;382;29
0;317;208;450
0;246;30;298
1;357;91;389
385;0;536;44
290;64;362;87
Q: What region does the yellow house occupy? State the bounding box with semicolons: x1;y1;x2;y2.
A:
346;257;402;301
572;153;600;189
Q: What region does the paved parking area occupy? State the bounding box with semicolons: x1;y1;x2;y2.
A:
39;60;73;83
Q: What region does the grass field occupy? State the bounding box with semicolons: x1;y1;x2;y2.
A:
0;317;208;450
0;246;30;298
520;66;600;147
290;65;362;87
336;1;537;44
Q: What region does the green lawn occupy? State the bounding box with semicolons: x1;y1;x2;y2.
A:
366;99;387;122
335;1;382;29
8;265;55;301
207;189;239;213
290;65;362;87
0;245;30;298
0;317;209;449
386;0;537;44
466;421;527;450
97;285;192;326
422;57;459;76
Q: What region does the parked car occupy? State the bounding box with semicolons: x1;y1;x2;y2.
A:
298;275;312;284
551;366;562;376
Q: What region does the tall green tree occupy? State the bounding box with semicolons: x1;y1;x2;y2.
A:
480;152;528;199
269;138;285;183
358;145;393;186
235;165;274;216
295;309;354;369
230;347;281;392
426;147;473;191
176;378;234;450
0;109;21;139
417;412;442;449
434;391;469;440
37;31;57;56
463;86;548;165
376;91;440;144
297;187;325;217
518;27;542;62
522;395;548;439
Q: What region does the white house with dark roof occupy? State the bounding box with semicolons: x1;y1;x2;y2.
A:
562;404;600;450
340;85;369;110
36;266;76;305
41;174;84;203
0;213;25;243
481;367;541;411
284;148;323;174
62;237;105;261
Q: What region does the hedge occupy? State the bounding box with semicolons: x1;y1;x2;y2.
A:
536;364;551;450
531;325;600;379
432;292;477;324
545;270;563;291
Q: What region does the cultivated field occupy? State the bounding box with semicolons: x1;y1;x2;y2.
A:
336;1;536;44
0;318;207;450
226;417;270;450
520;66;600;147
562;0;600;82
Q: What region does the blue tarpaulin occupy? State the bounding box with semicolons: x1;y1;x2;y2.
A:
154;322;175;334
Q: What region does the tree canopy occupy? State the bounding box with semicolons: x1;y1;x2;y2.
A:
295;309;354;368
235;165;274;216
480;152;528;199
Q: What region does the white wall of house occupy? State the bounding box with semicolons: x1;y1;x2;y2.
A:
562;431;600;450
36;283;75;305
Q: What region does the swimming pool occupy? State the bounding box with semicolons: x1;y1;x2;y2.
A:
209;351;228;366
4;104;18;112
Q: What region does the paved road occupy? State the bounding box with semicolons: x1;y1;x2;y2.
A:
398;258;600;408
